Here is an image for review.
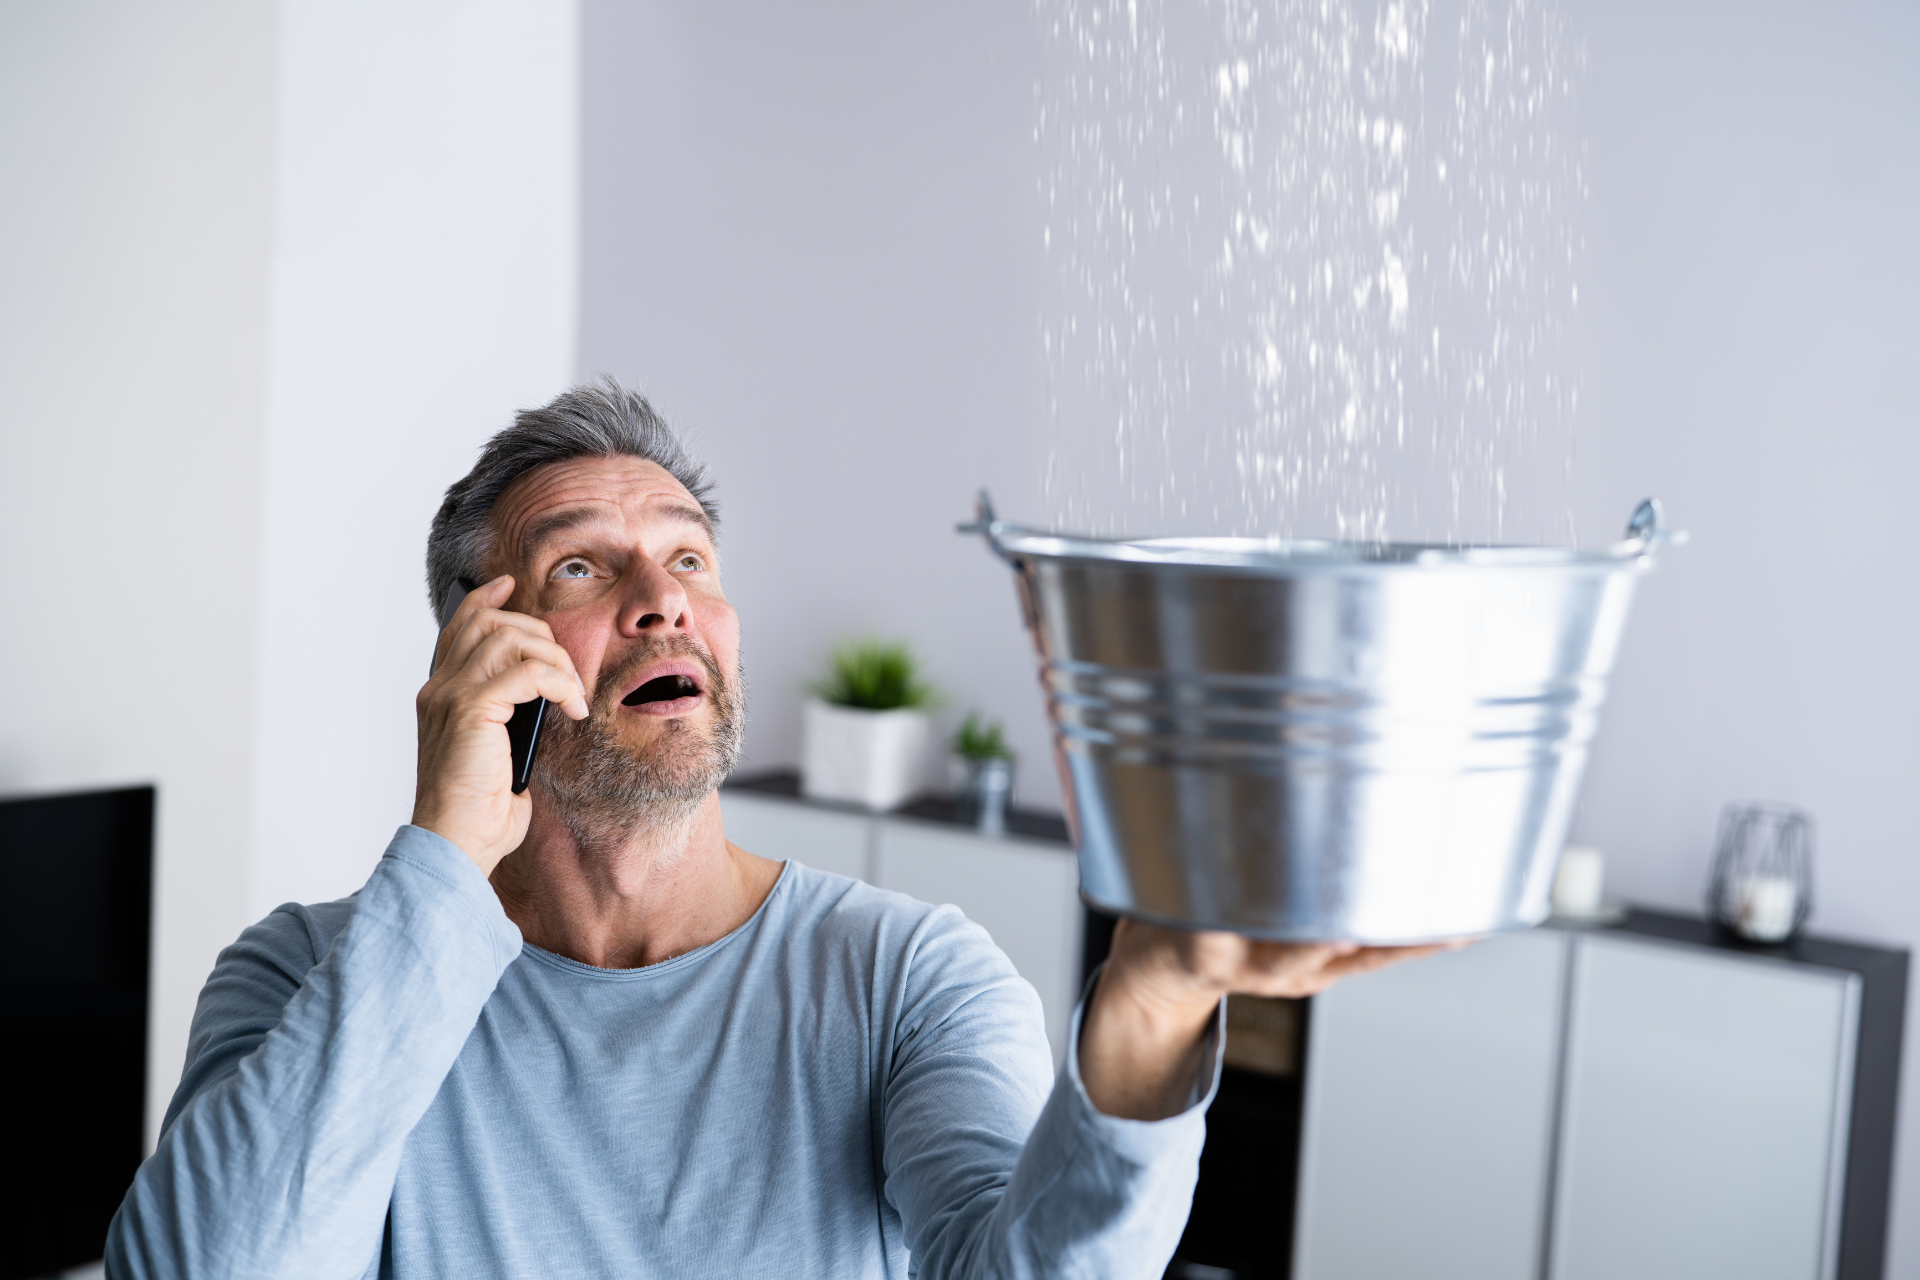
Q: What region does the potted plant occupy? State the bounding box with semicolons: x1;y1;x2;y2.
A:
801;639;938;810
951;713;1017;837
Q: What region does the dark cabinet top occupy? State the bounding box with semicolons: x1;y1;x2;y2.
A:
1580;905;1907;980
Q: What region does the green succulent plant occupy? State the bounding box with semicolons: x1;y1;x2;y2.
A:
811;638;939;712
953;713;1015;761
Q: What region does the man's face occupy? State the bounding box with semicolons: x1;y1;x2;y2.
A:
485;455;742;822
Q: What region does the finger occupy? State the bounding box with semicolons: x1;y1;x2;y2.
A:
458;625;571;683
467;660;594;724
433;575;515;673
454;629;589;720
1319;944;1448;981
440;599;558;679
479;615;588;718
478;573;514;607
1242;940;1350;976
1189;942;1343;999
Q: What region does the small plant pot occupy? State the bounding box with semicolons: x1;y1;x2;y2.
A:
953;756;1016;837
801;698;931;811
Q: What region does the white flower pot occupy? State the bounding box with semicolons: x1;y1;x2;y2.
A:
801;698;930;811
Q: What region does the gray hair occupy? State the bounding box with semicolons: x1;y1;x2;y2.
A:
425;378;718;616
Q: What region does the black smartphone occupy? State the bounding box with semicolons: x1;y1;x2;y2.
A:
435;579;549;796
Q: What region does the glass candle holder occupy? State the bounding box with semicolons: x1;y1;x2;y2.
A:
953;756;1015;837
1705;802;1814;944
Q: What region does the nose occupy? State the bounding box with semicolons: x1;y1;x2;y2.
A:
619;557;691;636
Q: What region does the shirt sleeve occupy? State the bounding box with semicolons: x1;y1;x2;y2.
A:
880;910;1224;1280
106;826;524;1280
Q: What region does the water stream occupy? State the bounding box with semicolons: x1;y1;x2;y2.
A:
1037;0;1586;545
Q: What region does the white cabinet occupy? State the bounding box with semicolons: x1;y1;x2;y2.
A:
721;790;870;881
874;819;1083;1066
1279;921;1890;1280
1294;929;1567;1280
1550;938;1858;1280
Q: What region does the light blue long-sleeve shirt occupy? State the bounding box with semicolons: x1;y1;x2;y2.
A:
107;825;1221;1278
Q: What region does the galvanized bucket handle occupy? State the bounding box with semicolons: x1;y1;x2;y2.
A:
1614;498;1690;558
954;490;1032;562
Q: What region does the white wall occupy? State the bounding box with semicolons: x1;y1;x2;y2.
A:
578;0;1065;810
1;0;579;1146
582;0;1920;1267
0;0;278;1150
247;0;580;916
1564;0;1920;1269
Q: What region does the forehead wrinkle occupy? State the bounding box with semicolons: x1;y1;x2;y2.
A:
519;505;611;560
494;490;716;572
492;494;620;570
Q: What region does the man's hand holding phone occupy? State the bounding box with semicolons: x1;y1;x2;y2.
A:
414;576;591;875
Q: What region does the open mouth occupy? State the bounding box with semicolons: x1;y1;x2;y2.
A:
622;673;702;707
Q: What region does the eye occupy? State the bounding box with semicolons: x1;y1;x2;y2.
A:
673;553;707;573
550;558;595;581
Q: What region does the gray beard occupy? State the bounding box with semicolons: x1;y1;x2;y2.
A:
531;637;745;856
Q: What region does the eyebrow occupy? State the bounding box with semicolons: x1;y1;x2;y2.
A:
656;503;715;537
518;501;714;560
518;507;599;559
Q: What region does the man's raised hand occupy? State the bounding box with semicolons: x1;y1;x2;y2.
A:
1078;918;1455;1121
412;575;591;875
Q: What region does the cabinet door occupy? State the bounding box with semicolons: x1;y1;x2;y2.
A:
1550;937;1857;1280
1294;928;1567;1280
873;821;1082;1066
720;791;871;882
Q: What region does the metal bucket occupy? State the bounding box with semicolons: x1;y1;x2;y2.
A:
964;497;1678;943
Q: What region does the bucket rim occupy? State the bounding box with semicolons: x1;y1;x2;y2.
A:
985;527;1656;573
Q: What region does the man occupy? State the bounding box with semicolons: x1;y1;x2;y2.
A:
108;381;1432;1277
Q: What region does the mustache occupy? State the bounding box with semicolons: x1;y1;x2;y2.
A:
587;636;726;712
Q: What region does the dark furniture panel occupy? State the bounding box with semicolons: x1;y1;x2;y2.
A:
0;785;154;1279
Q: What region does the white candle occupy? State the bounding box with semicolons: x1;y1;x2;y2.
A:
1553;845;1606;918
1737;874;1799;943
